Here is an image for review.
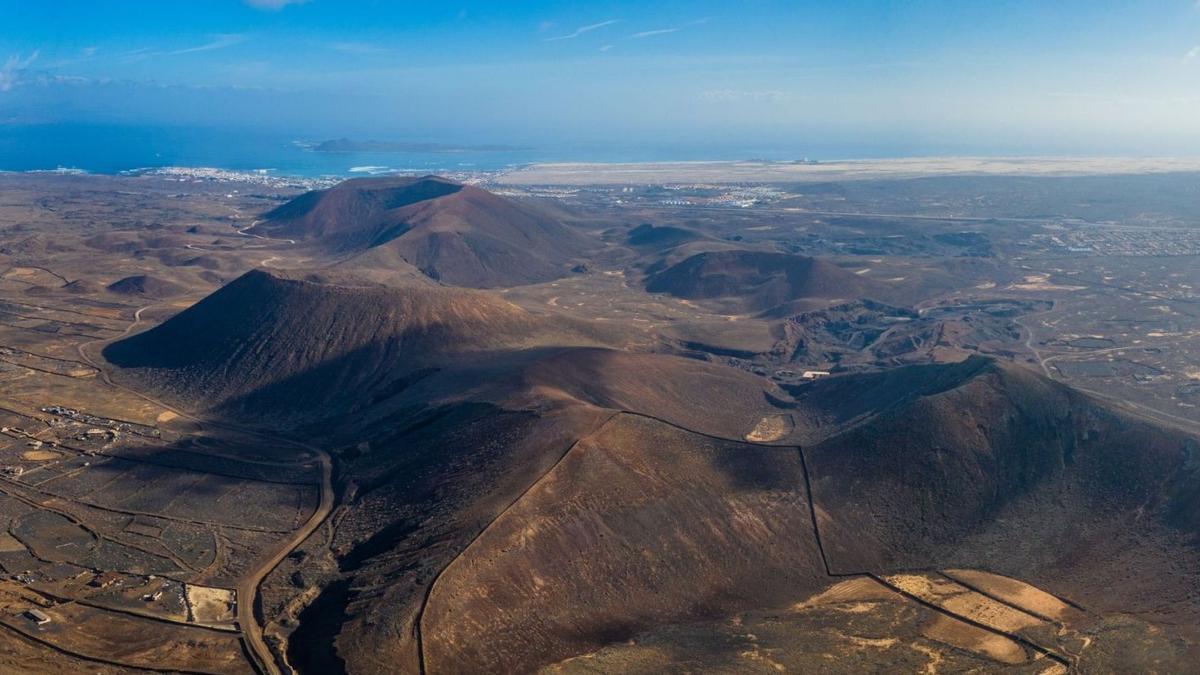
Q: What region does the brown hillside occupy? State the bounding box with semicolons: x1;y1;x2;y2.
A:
421;412;827;673
645;250;883;314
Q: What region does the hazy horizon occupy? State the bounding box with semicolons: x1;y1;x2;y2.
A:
6;0;1200;159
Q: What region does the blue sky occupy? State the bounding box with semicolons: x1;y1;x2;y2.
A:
4;0;1200;155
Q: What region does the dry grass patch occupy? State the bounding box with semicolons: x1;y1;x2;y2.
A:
744;414;793;442
921;614;1027;664
942;569;1071;622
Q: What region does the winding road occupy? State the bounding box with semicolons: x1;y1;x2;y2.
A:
75;302;335;675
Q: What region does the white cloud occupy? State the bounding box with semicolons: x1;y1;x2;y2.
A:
599;44;614;52
243;0;309;10
545;19;621;41
0;51;38;92
168;34;247;56
630;28;681;39
1186;45;1200;62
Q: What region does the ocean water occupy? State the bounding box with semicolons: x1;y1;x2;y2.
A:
0;123;816;178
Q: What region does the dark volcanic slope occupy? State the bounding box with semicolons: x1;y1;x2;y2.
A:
330;354;1200;673
523;348;801;440
249;175;593;288
106;274;187;299
801;357;1200;622
102;269;592;416
645;250;882;314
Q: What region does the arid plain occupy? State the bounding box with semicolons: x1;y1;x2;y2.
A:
0;166;1196;673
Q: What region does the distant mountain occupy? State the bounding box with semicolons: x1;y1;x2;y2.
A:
249;176;594;288
106;274;187;299
312;138;526;153
645;249;881;314
62;279;102;294
626;223;710;250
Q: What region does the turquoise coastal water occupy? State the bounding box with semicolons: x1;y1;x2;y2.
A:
0;123;828;178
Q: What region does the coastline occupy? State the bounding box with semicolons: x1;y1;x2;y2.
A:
9;155;1200;189
493;156;1200;185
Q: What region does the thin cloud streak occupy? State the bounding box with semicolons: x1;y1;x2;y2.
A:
243;0;309;10
168;34;246;56
545;19;621;41
630;28;681;39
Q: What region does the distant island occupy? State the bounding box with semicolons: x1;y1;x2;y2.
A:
312;138;528;153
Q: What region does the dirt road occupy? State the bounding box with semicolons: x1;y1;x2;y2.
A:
76;303;336;675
